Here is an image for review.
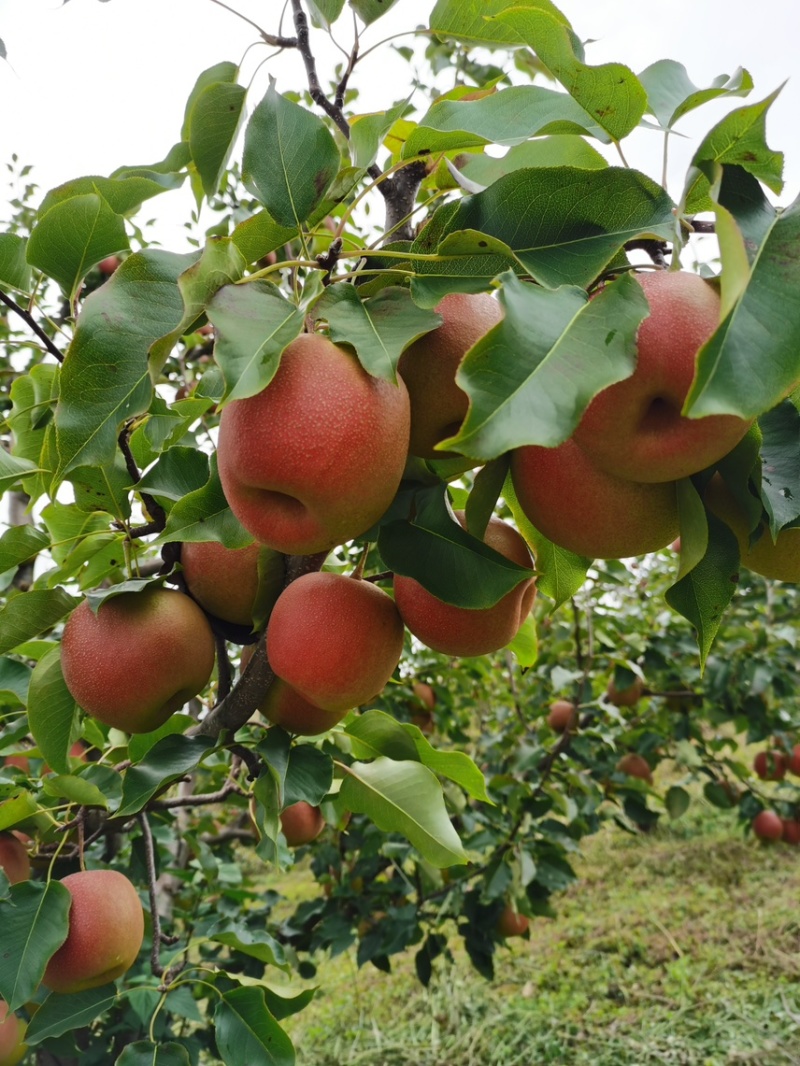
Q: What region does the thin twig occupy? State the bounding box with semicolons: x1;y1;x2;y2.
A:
209;0;298;47
0;288;65;363
139;811;166;978
148;779;244;810
291;0;351;140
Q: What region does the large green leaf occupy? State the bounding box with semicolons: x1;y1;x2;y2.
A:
410;166;675;302
214;987;295;1066
495;8;646;141
0;448;39;496
231;211;299;265
443;271;649;460
461;136;607;186
188;80;247;201
54;250;197;481
7;364;58;499
308;0;346;29
116;735;212;817
210;922;288;968
312;285;441;383
155;453;252;548
27;193;129;300
0;588;78;655
378;486;533;608
208;281;304;403
26;646;77;776
181;61;239;139
136;447;210;503
25;985;119;1046
283;746;334;808
339;757;467;867
430;0;573;48
758;401;800;535
116;1042;191;1066
0;233;31;291
402;85;611;160
638;60;753;130
665;513;740;668
350;0;400;24
0;880;71;1010
682;87;784;213
0;658;31;707
243;79;340;228
0;525;49;574
37;175;178;218
350;100;411;169
685;181;800;423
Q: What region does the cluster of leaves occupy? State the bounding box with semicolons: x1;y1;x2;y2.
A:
1;1;800;1063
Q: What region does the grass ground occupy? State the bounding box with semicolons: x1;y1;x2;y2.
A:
284;803;800;1066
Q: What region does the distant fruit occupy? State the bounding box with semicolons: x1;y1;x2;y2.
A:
547;699;577;734
42;870;144;993
753;750;787;782
61;588;216;734
616;752;653;784
495;904;529;938
789;744;800;776
705;474;800;582
781;819;800;845
0;832;30;885
97;255;121;276
280;802;325;847
607;674;645;707
752;809;784;842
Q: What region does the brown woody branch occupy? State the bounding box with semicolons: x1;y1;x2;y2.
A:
116;424;167;538
0;288;65;363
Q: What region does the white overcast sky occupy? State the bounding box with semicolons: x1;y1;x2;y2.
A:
0;0;798;247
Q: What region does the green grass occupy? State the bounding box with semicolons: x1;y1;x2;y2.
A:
285;804;800;1065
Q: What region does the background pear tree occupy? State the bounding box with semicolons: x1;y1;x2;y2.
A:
1;1;800;1063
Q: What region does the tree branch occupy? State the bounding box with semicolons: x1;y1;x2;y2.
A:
291;0;352;140
0;288;65;363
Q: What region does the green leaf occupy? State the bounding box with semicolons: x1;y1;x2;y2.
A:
127;715;194;763
0;588;78;655
0;448;39;495
7;364;58;499
506;613;538;668
116;735;212;817
0;526;49;574
136;447;210;503
25;985;119;1046
181;61;239;140
67;457;132;520
350;100;411;169
54;249;197;481
26;646;77;776
243;78;340;228
759;401;800;535
461;136;607;186
0;793;40;833
0;658;31;707
345;710;420;762
404;722;491;803
443;271;648;460
685;183;800;423
188;80;247;200
27;193;129;300
430;0;573;48
111;142;192;187
682;87;784;212
665;513;740;668
210;922;288;968
41;773;109;807
214;987;295;1066
495;8;646;141
403;86;611;160
208;282;304;403
411;167;675;301
37;175;179;219
155;453;252;548
675;478;708;581
350;0;400;23
465;458;509;540
0;233;31;291
283;746;334;807
231;211;299;265
308;0;346;28
638;60;753;130
313;285;442;383
116;1042;192;1066
378;486;533;608
339;757;466;867
665;785;691;819
0;880;71;1010
503;470;590;608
